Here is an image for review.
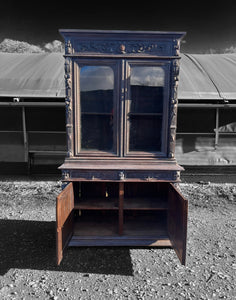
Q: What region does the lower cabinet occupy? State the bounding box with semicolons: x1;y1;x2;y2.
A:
56;181;188;265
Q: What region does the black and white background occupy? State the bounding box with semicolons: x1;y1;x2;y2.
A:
0;3;235;300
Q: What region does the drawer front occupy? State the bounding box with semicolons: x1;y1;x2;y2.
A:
62;169;180;182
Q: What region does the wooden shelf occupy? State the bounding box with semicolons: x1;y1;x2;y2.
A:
75;197;167;211
128;113;162;116
72;214;168;239
81;112;112;115
124;197;167;210
73;219;118;236
75;197;118;210
123;219;168;237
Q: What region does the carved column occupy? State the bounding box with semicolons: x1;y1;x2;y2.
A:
64;39;74;158
168;58;180;158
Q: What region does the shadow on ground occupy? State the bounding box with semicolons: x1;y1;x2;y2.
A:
0;219;133;276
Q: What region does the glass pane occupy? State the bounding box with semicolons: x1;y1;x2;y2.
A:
81;115;113;151
80;66;114;152
129;66;164;113
129;115;162;152
80;66;114;113
128;66;164;153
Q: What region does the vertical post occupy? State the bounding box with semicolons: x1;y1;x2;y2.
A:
215;107;219;149
120;59;125;157
56;195;63;265
22;106;28;163
119;182;124;235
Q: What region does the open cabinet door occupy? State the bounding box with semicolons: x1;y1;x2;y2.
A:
56;182;74;265
168;183;188;265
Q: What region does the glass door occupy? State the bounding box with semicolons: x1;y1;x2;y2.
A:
74;59;170;158
124;61;170;156
74;60;119;156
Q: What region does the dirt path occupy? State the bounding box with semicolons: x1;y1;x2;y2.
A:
0;180;235;299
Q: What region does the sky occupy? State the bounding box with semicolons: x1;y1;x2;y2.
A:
1;2;236;53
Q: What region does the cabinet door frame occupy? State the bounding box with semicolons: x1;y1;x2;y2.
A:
73;58;121;157
123;60;171;157
56;182;74;265
168;183;188;265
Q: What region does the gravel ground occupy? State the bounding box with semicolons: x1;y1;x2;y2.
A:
0;179;235;299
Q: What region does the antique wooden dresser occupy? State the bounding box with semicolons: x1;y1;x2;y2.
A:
57;29;187;265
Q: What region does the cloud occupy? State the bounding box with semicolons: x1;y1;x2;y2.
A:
131;66;164;86
224;45;236;53
80;66;114;91
0;39;64;53
0;38;44;53
44;40;64;53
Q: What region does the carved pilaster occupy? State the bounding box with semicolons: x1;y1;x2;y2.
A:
64;56;73;158
168;59;180;158
65;39;72;54
173;39;181;56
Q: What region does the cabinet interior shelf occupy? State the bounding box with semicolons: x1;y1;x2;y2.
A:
74;197;167;210
71;181;171;241
75;198;118;210
81;112;112;115
128;112;162;116
72;216;168;237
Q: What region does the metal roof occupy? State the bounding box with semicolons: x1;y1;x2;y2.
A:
0;53;65;98
179;53;236;100
0;52;236;100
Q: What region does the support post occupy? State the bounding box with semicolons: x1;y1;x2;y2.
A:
119;182;124;235
215;107;219;149
22;106;28;163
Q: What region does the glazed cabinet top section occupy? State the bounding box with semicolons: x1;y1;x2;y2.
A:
59;29;185;57
59;30;185;163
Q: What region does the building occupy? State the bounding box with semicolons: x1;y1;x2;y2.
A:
0;52;235;177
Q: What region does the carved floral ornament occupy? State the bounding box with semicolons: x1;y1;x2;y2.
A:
64;55;73;158
65;39;173;55
64;58;72;112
